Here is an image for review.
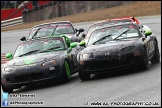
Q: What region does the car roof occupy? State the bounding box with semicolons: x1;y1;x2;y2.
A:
89;16;138;28
32;21;74;28
92;22;139;31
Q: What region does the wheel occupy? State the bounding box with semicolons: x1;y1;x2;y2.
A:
138;47;149;70
62;60;71;82
78;65;90;81
2;85;13;93
79;71;90;81
151;42;160;64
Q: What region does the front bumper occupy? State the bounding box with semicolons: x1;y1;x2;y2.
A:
79;51;142;74
1;63;62;89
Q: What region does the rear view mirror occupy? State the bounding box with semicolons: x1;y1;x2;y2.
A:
20;36;26;41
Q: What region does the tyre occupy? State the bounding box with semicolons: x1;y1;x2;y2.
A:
78;65;90;81
79;71;90;81
62;60;71;82
2;85;13;93
138;47;149;70
151;42;160;64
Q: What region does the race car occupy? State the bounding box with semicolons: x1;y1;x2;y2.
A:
1;35;83;93
76;22;160;81
20;21;85;42
82;16;140;44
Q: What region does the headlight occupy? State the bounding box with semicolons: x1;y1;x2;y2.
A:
4;67;15;72
41;59;57;67
83;53;94;59
121;46;135;53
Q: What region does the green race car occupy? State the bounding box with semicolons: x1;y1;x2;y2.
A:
1;34;84;93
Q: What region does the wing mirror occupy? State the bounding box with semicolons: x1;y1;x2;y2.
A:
142;25;152;37
79;41;86;46
70;42;77;48
20;36;27;41
78;28;84;33
75;28;78;32
6;53;13;60
145;30;152;36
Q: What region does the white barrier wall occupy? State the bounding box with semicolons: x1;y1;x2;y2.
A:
1;16;23;28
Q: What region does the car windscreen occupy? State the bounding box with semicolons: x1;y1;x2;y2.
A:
29;23;75;39
88;24;140;45
14;38;66;57
86;19;132;38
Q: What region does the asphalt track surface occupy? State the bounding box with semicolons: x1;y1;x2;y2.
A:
1;15;161;107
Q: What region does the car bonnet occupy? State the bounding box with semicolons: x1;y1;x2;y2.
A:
83;38;138;53
6;51;64;66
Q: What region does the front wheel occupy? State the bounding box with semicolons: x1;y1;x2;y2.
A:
79;71;90;81
151;42;160;64
78;66;90;81
2;85;13;93
62;60;71;82
138;47;149;70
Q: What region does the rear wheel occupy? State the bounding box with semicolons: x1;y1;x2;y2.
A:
151;42;160;64
2;85;13;93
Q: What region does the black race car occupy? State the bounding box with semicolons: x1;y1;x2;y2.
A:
82;16;140;44
76;22;160;81
1;35;82;93
20;21;85;42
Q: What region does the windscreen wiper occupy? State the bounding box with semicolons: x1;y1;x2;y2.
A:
38;46;61;53
32;28;41;39
114;29;130;40
51;25;59;35
19;50;40;57
93;34;112;45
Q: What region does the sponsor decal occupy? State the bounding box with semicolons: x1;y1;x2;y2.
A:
24;54;43;65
